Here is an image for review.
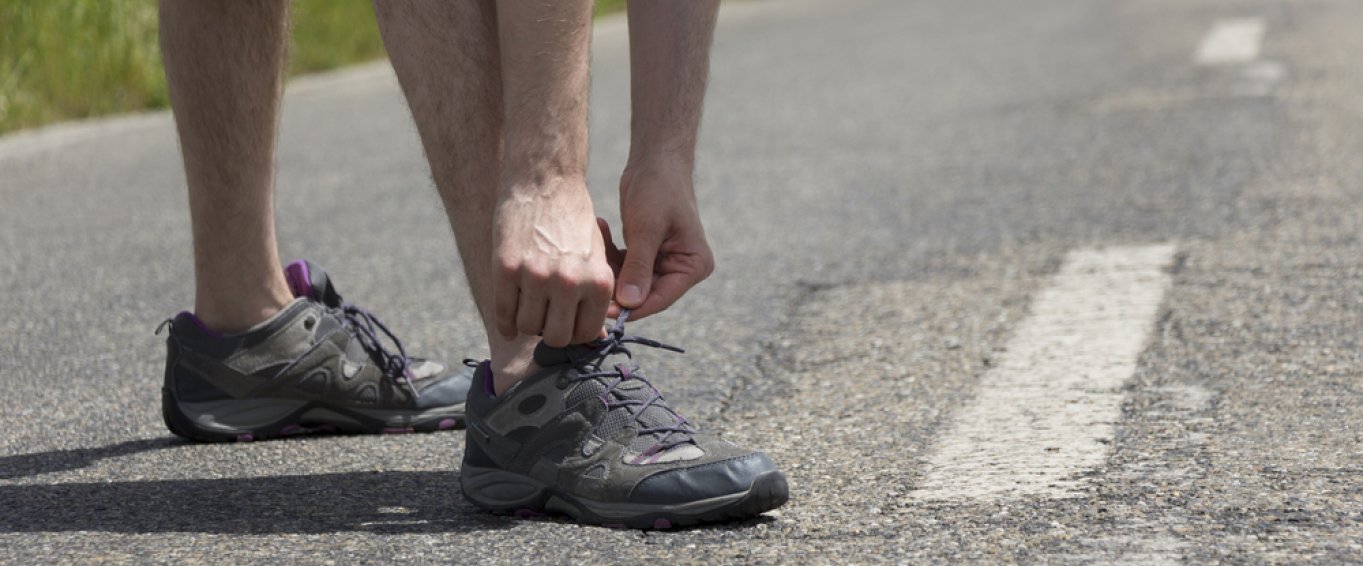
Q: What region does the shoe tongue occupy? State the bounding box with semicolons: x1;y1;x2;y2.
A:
284;260;344;308
532;341;603;367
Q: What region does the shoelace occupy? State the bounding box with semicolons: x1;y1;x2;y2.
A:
569;309;694;462
154;301;419;400
339;304;419;400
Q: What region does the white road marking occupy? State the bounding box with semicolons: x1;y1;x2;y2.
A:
1195;18;1266;64
913;244;1177;501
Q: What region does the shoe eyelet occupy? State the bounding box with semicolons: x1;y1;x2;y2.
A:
303;317;316;330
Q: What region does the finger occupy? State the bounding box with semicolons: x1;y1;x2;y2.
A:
541;296;579;348
617;230;663;309
597;217;625;279
494;281;521;339
574;286;611;344
514;291;549;338
625;271;697;320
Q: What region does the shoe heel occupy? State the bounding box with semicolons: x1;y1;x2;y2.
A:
459;464;549;512
160;335;235;442
161;387;239;442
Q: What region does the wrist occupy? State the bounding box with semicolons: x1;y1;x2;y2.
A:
502;126;589;190
499;169;589;200
628;134;696;162
619;155;698;205
622;150;695;182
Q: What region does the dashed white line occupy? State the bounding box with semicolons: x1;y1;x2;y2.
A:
1195;18;1266;64
913;244;1177;501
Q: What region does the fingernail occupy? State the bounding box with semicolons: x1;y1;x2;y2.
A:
619;284;643;305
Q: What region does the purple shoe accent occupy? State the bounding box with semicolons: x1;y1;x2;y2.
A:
383;427;415;434
514;509;544;518
652;518;673;529
284;260;314;300
279;424;305;436
236;434;255;442
316;424;339;433
177;311;225;339
630;443;664;465
437;418;458;430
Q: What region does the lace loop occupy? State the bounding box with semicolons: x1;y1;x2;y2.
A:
566;309;693;455
339;304;419;400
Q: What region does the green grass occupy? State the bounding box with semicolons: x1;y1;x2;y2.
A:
594;0;628;17
0;1;627;135
287;1;387;76
1;1;167;133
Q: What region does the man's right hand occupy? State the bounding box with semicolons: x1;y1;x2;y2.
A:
492;178;615;348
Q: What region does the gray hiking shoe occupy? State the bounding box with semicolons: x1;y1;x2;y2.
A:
460;310;789;529
159;259;472;442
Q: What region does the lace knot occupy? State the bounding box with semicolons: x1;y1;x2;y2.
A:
340;304;418;399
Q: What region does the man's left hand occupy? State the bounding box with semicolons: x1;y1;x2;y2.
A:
604;160;714;320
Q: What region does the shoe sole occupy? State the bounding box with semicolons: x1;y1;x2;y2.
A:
459;463;790;529
162;387;464;442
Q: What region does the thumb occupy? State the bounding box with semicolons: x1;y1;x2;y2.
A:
616;229;661;309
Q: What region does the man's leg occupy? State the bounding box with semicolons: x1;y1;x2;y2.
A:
376;2;790;527
158;1;473;442
160;0;293;334
373;0;541;392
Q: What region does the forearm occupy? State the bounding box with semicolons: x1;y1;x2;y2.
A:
626;0;720;168
496;0;594;190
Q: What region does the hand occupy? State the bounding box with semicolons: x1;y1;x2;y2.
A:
605;160;715;320
493;179;615;347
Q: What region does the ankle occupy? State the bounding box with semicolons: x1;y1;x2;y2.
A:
488;334;542;395
194;291;293;335
488;359;540;396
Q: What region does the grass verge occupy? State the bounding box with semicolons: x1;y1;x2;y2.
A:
0;0;627;135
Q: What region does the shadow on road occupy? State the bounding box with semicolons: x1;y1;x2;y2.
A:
0;468;513;534
0;438;180;480
1;439;778;535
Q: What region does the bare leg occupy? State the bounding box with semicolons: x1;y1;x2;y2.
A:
374;0;540;393
160;0;294;333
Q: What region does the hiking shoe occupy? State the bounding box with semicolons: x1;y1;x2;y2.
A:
159;259;472;442
460;310;789;529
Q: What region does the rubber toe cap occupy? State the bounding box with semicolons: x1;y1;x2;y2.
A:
414;363;474;409
629;452;781;505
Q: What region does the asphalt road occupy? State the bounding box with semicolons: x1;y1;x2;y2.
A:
3;0;1363;562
